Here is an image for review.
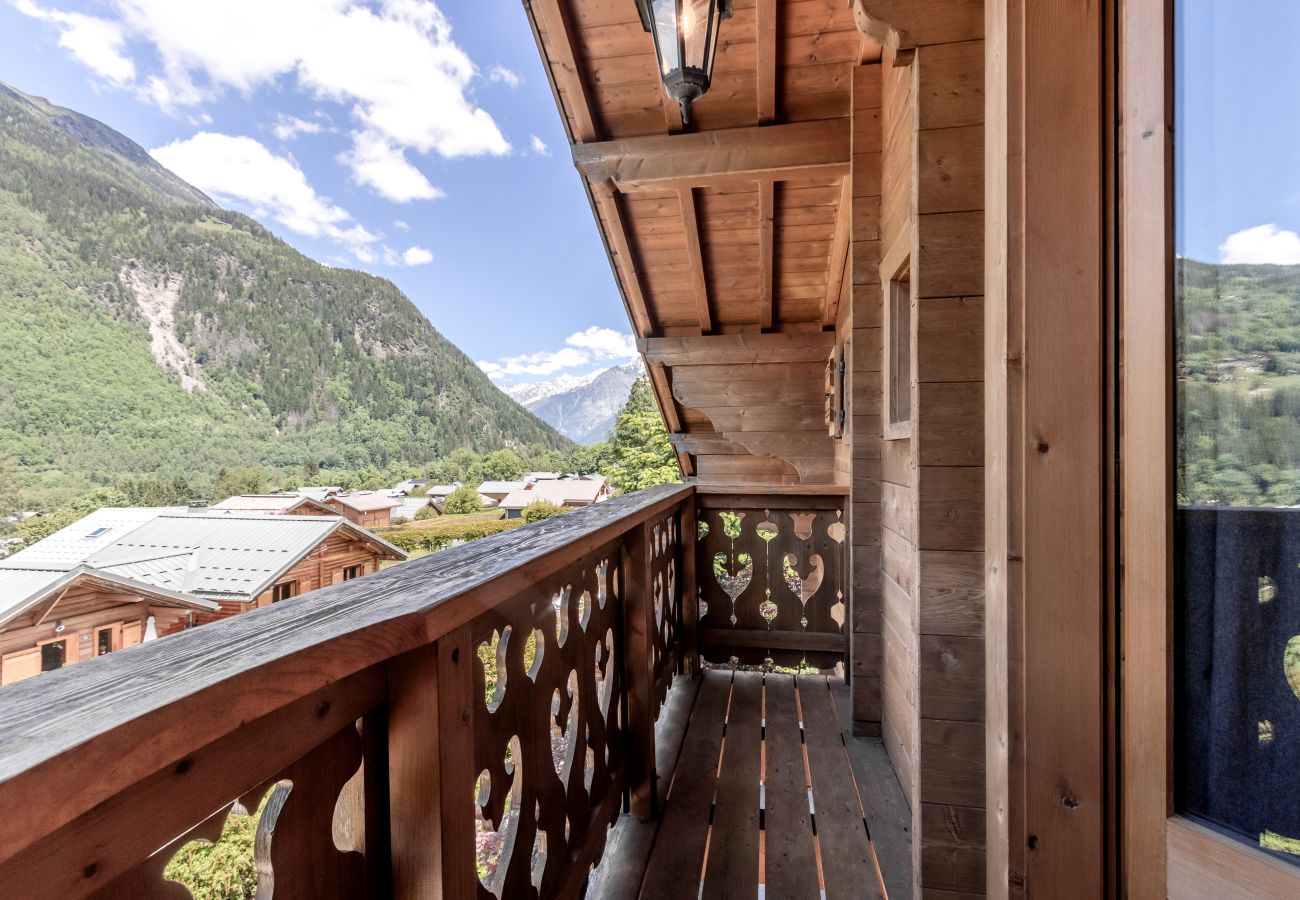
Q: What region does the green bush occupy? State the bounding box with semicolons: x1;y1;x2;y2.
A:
521;501;565;523
163;804;259;900
414;504;439;521
384;518;525;555
443;485;484;515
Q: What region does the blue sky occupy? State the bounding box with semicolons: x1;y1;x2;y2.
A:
0;0;637;385
1177;0;1300;265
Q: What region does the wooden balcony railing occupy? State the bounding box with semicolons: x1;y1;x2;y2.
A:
0;483;850;900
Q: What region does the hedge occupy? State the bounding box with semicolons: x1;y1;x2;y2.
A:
383;518;525;555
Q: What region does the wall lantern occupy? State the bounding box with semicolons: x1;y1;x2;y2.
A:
635;0;733;124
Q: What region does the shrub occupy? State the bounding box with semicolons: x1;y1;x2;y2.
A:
383;519;525;555
521;501;565;524
163;803;260;900
414;504;440;521
443;485;484;515
390;515;409;526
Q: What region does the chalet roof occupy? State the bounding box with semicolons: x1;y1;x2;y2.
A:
425;484;459;496
296;486;343;501
0;565;219;630
477;481;527;495
500;480;607;510
526;0;866;486
210;495;334;515
0;507;184;572
327;492;403;513
82;513;405;601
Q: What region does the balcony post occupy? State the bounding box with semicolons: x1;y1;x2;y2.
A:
680;500;700;676
623;521;659;820
386;628;478;899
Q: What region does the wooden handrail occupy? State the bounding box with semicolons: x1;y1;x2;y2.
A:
0;484;692;874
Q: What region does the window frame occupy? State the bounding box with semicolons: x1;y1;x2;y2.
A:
271;581;299;603
879;235;913;441
341;564;363;582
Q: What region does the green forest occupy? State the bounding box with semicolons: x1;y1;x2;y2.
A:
0;81;565;513
1178;257;1300;505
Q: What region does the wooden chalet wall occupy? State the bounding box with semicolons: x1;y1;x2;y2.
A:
850;2;988;894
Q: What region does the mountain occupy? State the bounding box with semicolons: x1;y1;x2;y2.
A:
507;361;643;444
0;81;565;508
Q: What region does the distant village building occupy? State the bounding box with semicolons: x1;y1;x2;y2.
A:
296;486;344;503
210;494;335;516
499;478;612;519
476;481;527;507
0;508;405;685
324;491;404;528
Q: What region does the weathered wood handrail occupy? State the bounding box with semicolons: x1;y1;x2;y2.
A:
0;482;849;899
0;484;692;899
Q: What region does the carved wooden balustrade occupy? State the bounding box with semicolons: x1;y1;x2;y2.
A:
0;483;848;900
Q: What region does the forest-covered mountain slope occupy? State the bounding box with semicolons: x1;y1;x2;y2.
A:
0;81;565;508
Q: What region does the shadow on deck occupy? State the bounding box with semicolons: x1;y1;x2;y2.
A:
589;669;912;900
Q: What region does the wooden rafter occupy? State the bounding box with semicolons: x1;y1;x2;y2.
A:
758;181;775;331
850;0;983;57
529;0;597;143
756;0;777;123
823;177;853;327
592;183;655;338
572;120;851;193
31;583;73;628
678;187;713;334
639;332;835;366
646;362;693;477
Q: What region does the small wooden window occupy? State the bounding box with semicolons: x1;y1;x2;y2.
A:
95;623;122;657
272;581;298;603
40;639;68;672
824;344;845;438
885;266;912;438
342;564;363;582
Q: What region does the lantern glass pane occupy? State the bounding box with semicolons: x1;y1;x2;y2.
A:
652;0;680;76
681;0;713;71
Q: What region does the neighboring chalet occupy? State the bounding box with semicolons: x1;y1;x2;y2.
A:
499;478;612;519
0;509;405;685
209;495;336;517
295;486;343;503
324;491;403;528
475;481;526;506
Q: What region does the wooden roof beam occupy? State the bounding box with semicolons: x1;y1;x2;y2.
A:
592;183;655;337
678;188;714;334
572;120;851;193
823;177;853;328
529;0;598;142
639;332;836;366
851;0;983;59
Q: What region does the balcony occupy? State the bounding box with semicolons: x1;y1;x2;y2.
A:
0;484;910;899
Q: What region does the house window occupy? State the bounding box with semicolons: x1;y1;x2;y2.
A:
96;626;116;656
342;564;363;582
1173;0;1300;868
271;581;298;603
885;265;912;437
40;640;67;672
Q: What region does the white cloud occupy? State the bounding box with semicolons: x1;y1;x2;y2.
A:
14;0;135;85
564;326;637;360
272;114;324;140
393;219;410;232
489;64;521;87
1219;224;1300;265
476;327;637;380
150;132;378;260
530;134;548;156
403;245;434;266
17;0;510;201
339;132;444;203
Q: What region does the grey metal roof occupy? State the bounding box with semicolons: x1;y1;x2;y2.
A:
0;507;184;571
84;514;406;601
328;492;403;513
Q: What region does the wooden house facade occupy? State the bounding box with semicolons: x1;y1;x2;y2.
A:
0;1;1292;898
325;492;404;529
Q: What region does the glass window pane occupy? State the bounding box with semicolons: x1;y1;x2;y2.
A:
40;641;66;672
1176;0;1300;865
652;0;680;76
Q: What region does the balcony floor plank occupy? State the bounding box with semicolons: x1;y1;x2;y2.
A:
589;670;907;900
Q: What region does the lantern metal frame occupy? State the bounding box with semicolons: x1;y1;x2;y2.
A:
635;0;734;124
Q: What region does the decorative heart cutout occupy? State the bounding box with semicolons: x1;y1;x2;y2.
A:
720;511;744;540
757;520;779;542
713;552;753;601
827;521;846;544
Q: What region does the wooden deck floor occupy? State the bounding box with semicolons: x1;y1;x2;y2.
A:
588;669;912;900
